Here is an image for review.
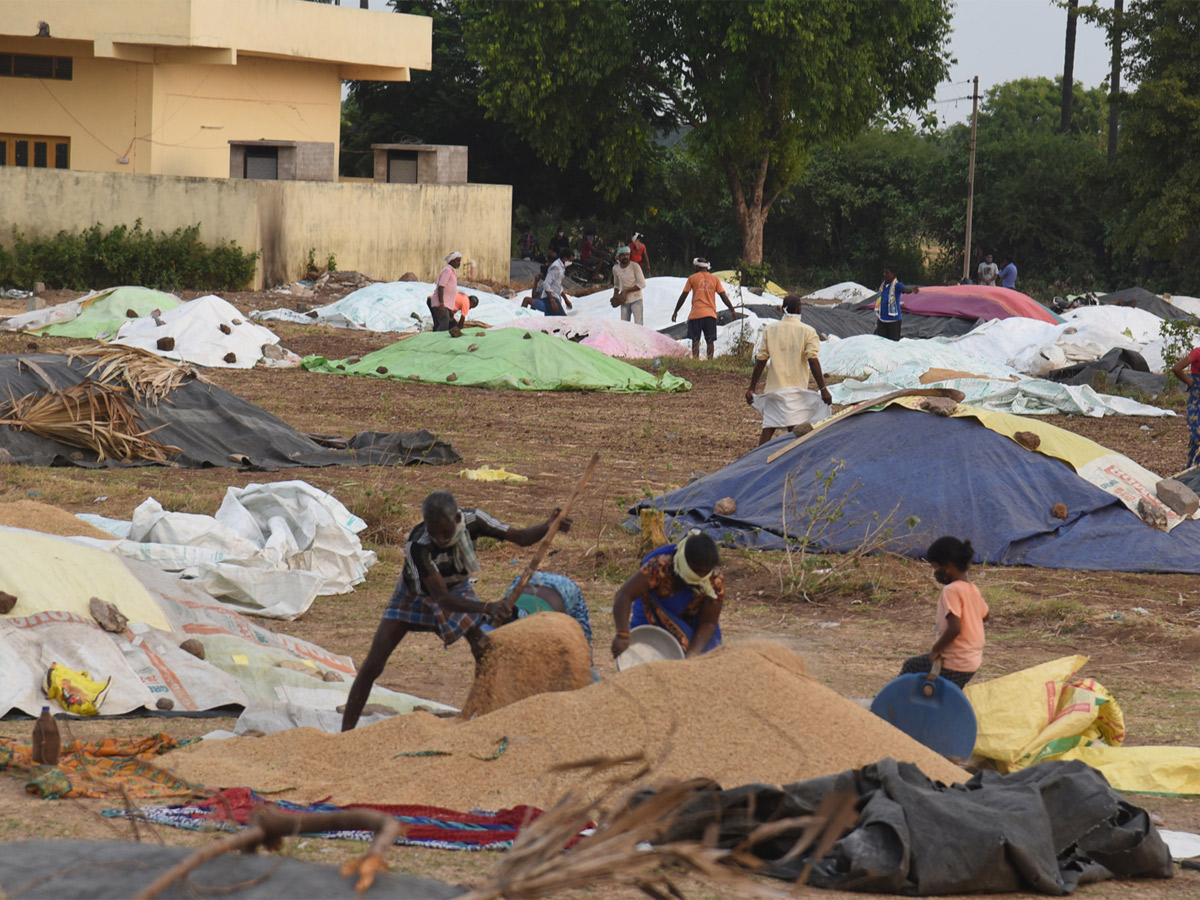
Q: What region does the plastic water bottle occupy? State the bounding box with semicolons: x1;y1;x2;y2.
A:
31;705;60;765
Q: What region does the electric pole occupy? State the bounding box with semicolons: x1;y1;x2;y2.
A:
962;75;979;283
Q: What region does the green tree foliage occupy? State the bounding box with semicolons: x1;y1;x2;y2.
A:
459;0;951;264
1102;0;1200;291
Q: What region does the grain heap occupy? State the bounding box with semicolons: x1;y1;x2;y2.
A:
0;500;112;539
163;640;966;810
460;612;593;719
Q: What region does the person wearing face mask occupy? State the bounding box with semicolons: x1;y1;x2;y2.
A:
897;536;989;689
341;490;570;731
977;252;998;287
610;531;725;660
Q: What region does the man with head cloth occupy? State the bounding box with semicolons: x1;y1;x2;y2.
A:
745;294;833;445
430;252;462;332
672;257;736;359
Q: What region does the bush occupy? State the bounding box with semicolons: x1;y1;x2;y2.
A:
0;221;259;291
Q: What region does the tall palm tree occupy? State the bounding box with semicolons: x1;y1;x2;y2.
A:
1060;0;1079;132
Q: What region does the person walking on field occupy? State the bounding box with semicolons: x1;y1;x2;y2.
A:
340;490;570;732
977;253;998;287
672;258;736;359
746;293;833;445
875;265;919;341
612;245;646;326
999;255;1018;289
543;249;574;316
629;232;651;275
431;252;462;332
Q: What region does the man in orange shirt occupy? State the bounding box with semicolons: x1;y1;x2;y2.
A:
671;258;737;359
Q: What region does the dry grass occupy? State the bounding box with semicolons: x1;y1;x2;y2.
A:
0;380;180;463
67;343;207;405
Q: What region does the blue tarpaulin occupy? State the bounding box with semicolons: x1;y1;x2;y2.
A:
630;407;1200;573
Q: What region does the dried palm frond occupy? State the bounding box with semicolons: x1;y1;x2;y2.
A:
67;343;207;404
458;757;859;900
0;380;181;463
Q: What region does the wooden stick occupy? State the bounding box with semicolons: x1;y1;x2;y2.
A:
502;452;600;613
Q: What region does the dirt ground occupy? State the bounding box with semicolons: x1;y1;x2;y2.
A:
0;299;1199;899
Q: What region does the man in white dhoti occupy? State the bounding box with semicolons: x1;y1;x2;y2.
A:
745;294;832;446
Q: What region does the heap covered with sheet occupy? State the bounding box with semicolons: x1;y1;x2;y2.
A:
253;280;539;332
631;402;1200;573
302;328;690;393
494;315;688;358
0;527;446;723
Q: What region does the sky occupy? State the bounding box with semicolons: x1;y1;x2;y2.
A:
933;0;1113;124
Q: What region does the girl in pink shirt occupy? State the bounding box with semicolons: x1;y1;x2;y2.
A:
899;536;989;689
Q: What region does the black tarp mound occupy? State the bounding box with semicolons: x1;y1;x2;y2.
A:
1047;347;1166;394
0;354;460;468
0;840;462;899
1100;287;1197;322
660;759;1173;895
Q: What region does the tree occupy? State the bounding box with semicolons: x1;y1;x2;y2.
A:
1061;0;1080;132
460;0;951;264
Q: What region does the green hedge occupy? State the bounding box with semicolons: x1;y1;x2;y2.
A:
0;221;259;291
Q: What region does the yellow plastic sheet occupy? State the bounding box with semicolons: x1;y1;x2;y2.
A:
0;529;169;631
1058;745;1200;796
458;466;529;483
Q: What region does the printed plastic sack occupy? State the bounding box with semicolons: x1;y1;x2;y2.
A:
964;655;1124;771
42;663;111;716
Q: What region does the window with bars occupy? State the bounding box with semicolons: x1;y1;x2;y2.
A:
0;135;70;169
0;54;72;79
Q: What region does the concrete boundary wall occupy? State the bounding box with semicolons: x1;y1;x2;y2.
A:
0;168;511;288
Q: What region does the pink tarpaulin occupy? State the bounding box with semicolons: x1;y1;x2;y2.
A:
860;285;1059;324
496;316;689;358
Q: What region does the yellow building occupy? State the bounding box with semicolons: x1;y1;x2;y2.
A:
0;0;432;179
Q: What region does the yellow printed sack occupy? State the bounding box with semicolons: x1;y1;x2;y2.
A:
964;655;1124;771
43;662;111;716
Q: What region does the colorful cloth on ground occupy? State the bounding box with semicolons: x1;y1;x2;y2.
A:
0;734;192;800
104;787;544;851
630;546;723;653
384;578;483;646
506;572;592;645
1188;379;1200;468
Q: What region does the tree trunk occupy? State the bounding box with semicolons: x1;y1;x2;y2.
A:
1060;0;1079;133
725;158;770;266
1107;0;1124;164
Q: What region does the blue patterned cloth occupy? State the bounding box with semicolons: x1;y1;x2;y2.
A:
506;572;592;645
1188;380;1200;467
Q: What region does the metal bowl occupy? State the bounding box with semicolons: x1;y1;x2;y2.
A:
616;624;686;671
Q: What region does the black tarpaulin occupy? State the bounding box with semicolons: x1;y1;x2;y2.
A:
660;759;1173;895
1046;347;1166;394
1100;287;1197;322
0;354;460;469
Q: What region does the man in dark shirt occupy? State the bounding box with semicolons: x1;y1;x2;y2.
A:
341;490;569;731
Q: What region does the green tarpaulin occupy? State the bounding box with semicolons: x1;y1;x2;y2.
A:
41;287;180;338
302;328;690;393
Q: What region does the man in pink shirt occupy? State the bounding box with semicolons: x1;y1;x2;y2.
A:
431;251;462;332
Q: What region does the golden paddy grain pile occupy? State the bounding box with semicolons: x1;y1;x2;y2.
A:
0;500;113;539
164;640;966;809
460;612;593;718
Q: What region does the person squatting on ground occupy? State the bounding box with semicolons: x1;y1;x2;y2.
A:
612;245;647;326
899;536;989;689
449;292;479;329
1172;347;1200;467
672;258;736;359
430;251;462;332
543;249;575;316
746;294;832;445
340;490;571;731
611;530;725;660
875;265;919;341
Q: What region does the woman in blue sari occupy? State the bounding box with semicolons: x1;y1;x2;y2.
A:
610;531;725;660
1173;348;1200;467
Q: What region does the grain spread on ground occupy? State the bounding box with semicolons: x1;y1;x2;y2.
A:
459;612;592;719
164;641;966;808
0;500;112;540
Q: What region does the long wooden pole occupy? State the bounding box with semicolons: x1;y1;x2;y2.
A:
500;452;600;613
962;75;979;283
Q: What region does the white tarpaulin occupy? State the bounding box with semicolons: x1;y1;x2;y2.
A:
253;281;540;333
802;281;876;302
75;481;377;620
113;294;291;369
823;335;1173;417
0;528;448;725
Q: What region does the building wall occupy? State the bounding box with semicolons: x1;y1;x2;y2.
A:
1;39;344;178
0;168;513;289
0;37;149;173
